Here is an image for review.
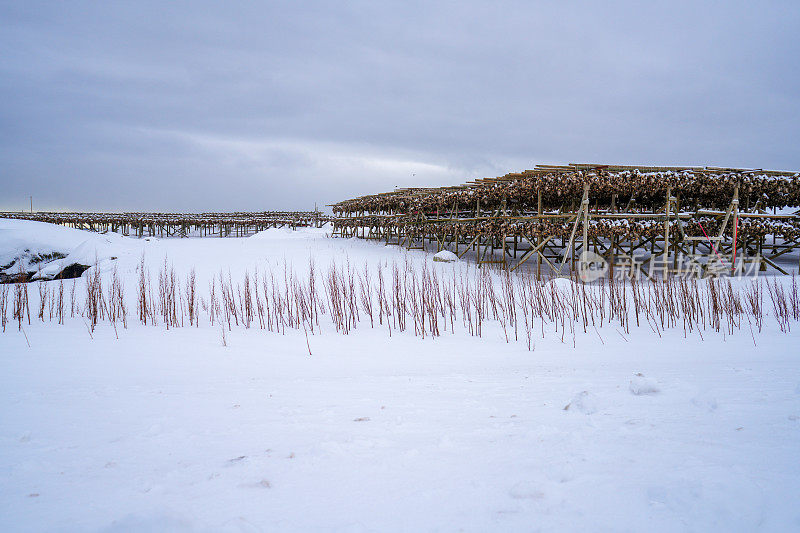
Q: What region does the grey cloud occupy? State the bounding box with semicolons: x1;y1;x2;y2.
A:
1;1;798;212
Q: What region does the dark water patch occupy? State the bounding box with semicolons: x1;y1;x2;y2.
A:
0;263;89;284
0;271;33;284
55;263;90;280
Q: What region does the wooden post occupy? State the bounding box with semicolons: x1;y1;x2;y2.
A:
582;186;589;276
559;183;589;276
664;186;671;276
537;189;542;280
732;186;739;271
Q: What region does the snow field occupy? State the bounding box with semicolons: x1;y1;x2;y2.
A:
1;219;800;531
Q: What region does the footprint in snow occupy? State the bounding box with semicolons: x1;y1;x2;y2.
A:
225;456;247;466
691;393;718;411
509;482;545;500
563;391;597;414
625;418;645;426
144;424;163;437
238;479;271;489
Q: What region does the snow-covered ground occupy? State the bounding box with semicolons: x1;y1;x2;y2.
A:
1;219;799;532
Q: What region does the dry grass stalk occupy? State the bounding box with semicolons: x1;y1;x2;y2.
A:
1;283;9;332
6;253;800;350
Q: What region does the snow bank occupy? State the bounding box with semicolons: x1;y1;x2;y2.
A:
0;219;90;274
0;218;142;280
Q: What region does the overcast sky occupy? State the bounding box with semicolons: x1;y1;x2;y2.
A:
1;1;798;212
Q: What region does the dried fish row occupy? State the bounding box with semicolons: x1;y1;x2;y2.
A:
333;169;800;214
0;211;331;226
367;216;800;244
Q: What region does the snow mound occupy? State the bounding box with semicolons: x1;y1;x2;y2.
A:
629;373;660;395
545;277;578;292
0;219;90;277
432;250;458;263
563;390;597;414
0;219;141;280
31;235;121;280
